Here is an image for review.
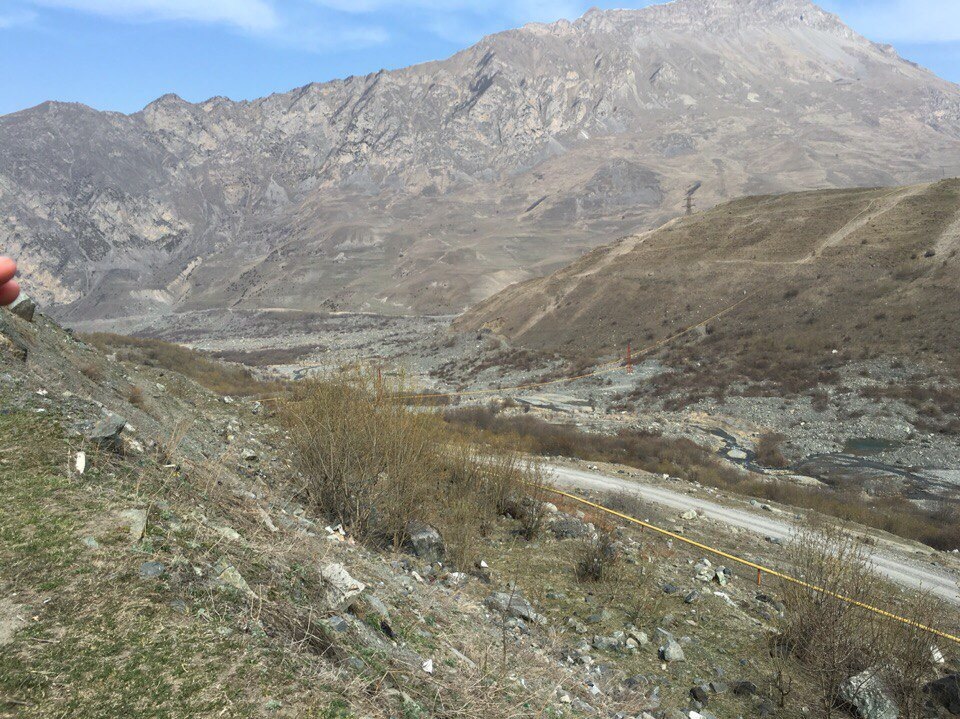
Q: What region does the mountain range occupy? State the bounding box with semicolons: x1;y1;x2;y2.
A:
2;0;960;326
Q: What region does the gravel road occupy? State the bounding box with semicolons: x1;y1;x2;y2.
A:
544;463;960;605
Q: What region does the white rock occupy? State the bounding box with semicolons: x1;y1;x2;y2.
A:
320;563;366;612
74;451;86;475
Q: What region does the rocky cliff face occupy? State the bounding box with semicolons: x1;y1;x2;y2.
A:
3;0;960;327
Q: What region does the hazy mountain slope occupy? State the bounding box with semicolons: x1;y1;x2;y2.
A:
455;179;960;368
3;0;960;326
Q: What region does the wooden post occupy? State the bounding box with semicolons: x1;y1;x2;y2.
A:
626;342;633;374
757;568;762;587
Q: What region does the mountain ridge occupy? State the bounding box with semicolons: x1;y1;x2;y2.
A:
2;0;960;328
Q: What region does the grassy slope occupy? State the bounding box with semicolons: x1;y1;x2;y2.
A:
457;180;960;376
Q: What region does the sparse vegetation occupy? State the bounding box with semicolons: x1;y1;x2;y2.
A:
80;332;286;397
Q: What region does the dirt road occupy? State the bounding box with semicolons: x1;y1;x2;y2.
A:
544;462;960;605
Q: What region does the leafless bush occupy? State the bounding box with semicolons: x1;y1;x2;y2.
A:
776;525;944;719
283;371;530;565
80;363;103;382
127;384;147;408
755;432;790;468
778;526;885;717
575;529;620;583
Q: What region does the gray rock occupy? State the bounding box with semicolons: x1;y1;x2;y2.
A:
87;412;127;453
659;639;685;662
319;563;366;612
485;591;544;623
690;684;710;705
118;508;147;542
405;520;445;563
8;294;36;322
363;594;391;622
325;615;350;633
838;670;899;719
139;561;165;578
732;680;758;696
549;515;590;539
214;560;254;596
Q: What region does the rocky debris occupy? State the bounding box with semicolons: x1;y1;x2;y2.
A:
485;591;544;624
320;563;366;612
405;520;445;563
679;509;698;521
731;680;758;696
693;558;731;586
839;670;899;719
549;515;591;539
87;412;128;453
926;674;960;715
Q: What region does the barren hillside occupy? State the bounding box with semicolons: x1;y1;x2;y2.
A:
4;0;960;328
456;179;960;373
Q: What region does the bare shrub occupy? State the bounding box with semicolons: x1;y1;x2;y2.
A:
283;373;442;545
127;385;146;408
80;363;103;382
755;432;790;468
575;529;620;583
775;527;935;719
283;371;530;565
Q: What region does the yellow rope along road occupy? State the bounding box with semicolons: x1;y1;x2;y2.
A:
534;483;960;645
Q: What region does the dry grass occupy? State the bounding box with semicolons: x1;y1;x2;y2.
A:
80;332;287;397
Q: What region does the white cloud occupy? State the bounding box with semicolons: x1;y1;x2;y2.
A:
832;0;960;44
28;0;279;31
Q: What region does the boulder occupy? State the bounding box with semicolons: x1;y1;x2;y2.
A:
926;675;960;715
405;520;445;563
839;670;899;719
659;639;685;662
8;294;36;322
485;591;544;623
549;515;590;539
319;563;366;612
213;560;254;596
87;412;127;453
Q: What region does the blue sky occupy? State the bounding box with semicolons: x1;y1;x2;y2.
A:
1;0;959;116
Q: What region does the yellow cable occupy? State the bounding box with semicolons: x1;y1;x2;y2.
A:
535;483;960;645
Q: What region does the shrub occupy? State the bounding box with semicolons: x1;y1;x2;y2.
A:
755;432;790;468
282;372;530;562
575;529;620;583
80;363;103;382
127;385;146;408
